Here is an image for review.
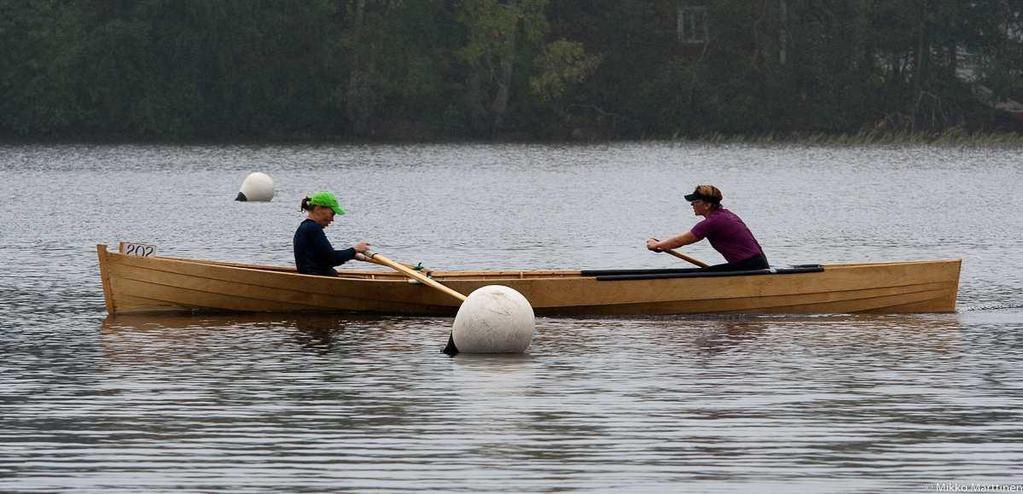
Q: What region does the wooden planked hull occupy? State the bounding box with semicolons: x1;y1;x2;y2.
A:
96;244;961;316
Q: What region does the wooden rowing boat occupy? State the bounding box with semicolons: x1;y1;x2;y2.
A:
96;243;961;315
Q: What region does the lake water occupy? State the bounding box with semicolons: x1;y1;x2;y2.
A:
1;143;1022;493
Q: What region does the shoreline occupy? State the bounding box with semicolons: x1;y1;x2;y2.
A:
3;129;1022;148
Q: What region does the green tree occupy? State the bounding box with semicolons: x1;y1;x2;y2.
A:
454;0;551;135
0;0;86;135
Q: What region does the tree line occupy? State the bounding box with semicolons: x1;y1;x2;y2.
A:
1;0;1021;141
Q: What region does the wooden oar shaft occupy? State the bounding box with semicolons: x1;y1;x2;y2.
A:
652;238;710;268
365;252;467;302
662;248;710;268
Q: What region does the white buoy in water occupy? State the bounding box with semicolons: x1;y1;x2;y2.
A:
452;285;535;354
235;172;274;202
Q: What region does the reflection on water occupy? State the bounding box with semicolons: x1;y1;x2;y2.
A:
101;313;367;354
99;313;453;365
8;306;1023;492
4;143;1023;492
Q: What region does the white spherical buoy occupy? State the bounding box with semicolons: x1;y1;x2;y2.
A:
235;172;275;202
452;285;535;354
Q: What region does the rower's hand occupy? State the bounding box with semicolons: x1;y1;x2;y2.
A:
354;241;371;253
646;238;662;252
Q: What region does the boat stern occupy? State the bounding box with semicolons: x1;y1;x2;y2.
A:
96;244;116;314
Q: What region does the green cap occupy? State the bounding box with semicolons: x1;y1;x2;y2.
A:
308;191;346;216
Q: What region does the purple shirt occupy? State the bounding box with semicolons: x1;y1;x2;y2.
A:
689;208;764;263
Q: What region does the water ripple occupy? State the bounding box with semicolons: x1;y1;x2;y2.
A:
3;144;1023;492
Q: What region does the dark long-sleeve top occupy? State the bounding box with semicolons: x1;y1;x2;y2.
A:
293;219;357;276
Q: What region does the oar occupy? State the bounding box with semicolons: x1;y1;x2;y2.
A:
651;238;710;268
362;251;465;302
361;251;464;355
360;254;432;276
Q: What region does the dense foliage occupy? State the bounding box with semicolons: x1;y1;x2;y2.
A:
1;0;1021;140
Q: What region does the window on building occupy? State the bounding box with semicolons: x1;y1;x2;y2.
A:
677;5;708;44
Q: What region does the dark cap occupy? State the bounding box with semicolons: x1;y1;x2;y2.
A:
684;185;723;204
684;191;711;202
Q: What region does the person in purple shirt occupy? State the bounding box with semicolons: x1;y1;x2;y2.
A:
646;185;769;272
294;191;371;276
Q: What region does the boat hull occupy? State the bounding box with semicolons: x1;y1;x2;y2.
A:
97;244;961;315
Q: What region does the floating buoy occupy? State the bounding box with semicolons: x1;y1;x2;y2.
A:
235;172;274;202
452;285;535;354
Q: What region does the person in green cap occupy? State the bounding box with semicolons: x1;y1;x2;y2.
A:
293;191;370;276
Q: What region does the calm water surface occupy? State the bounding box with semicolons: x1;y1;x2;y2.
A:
1;143;1022;493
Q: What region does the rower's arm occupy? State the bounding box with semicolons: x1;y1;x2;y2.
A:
653;231;698;251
